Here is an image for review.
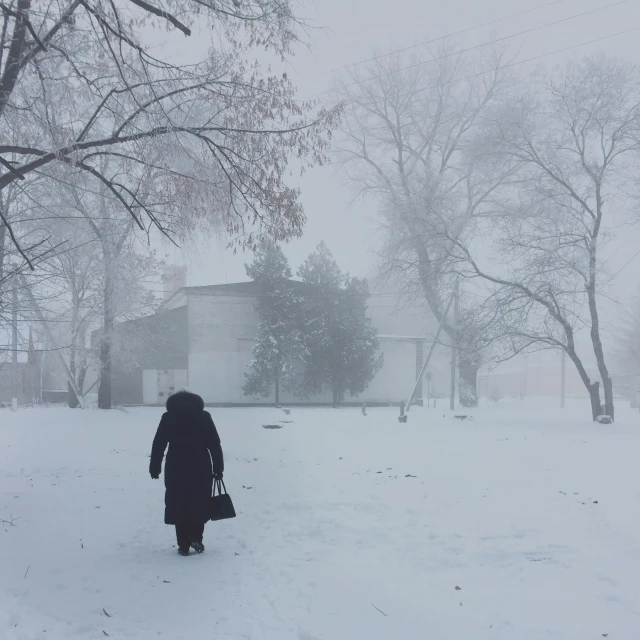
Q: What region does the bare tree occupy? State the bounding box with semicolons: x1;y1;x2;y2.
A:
337;46;515;406
0;0;341;267
1;178;65;361
57;167;160;408
54;242;98;407
13;161;163;408
451;55;640;421
33;221;101;407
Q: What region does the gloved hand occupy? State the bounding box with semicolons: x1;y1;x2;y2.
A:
151;473;159;480
214;472;223;480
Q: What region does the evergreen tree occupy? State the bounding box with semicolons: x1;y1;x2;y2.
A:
244;245;299;404
298;242;382;405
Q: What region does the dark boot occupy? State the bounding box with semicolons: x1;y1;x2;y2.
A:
190;540;205;554
175;524;190;556
189;523;205;554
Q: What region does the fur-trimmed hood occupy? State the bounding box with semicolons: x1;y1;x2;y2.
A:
165;390;204;414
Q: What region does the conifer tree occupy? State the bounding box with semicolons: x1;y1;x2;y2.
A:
244;245;299;404
298;242;382;405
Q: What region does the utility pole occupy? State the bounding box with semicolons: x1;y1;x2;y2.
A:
406;291;456;413
560;349;566;408
449;280;460;411
415;341;424;406
11;274;18;411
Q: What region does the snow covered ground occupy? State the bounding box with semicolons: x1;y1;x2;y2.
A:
1;400;640;640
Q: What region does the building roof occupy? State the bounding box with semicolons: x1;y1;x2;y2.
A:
162;279;322;307
378;334;431;342
115;303;187;328
188;280;319;295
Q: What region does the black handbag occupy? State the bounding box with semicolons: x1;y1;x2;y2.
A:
210;479;236;521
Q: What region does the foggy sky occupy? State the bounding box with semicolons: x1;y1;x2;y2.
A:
159;0;640;342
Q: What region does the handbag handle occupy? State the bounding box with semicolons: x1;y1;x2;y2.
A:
214;478;227;496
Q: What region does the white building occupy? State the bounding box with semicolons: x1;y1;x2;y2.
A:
111;280;444;406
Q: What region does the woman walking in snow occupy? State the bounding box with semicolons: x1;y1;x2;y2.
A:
150;391;224;556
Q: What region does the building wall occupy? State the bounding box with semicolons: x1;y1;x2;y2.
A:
112;368;143;406
479;356;592;400
111;306;188;405
187;292;258;403
142;368;188;404
355;339;418;404
368;295;434;337
186;290;436;405
111;283;482;406
233;336;335;404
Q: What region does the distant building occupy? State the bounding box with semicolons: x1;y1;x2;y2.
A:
477;351;594;402
0;362;38;405
109;280;442;406
0;329;67;405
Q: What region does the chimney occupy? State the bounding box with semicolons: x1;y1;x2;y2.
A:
163;265;187;302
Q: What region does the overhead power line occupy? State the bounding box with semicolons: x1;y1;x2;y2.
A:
599;246;640;289
308;0;633;100
314;0;573;78
311;24;639;110
405;24;640;99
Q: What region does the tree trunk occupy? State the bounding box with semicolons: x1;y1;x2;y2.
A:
588;381;603;421
415;264;482;409
274;375;280;406
602;375;614;419
414;341;423;406
68;347;79;408
0;218;6;282
76;323;89;404
98;261;114;409
565;344;604;421
77;365;88;397
458;360;479;408
588;293;614;420
68;385;79;407
587;222;614;420
332;388;339;407
98;326;112;409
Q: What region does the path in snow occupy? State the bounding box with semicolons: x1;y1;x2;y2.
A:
1;400;640;639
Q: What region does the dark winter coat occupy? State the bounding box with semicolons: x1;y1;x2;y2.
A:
149;391;224;526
